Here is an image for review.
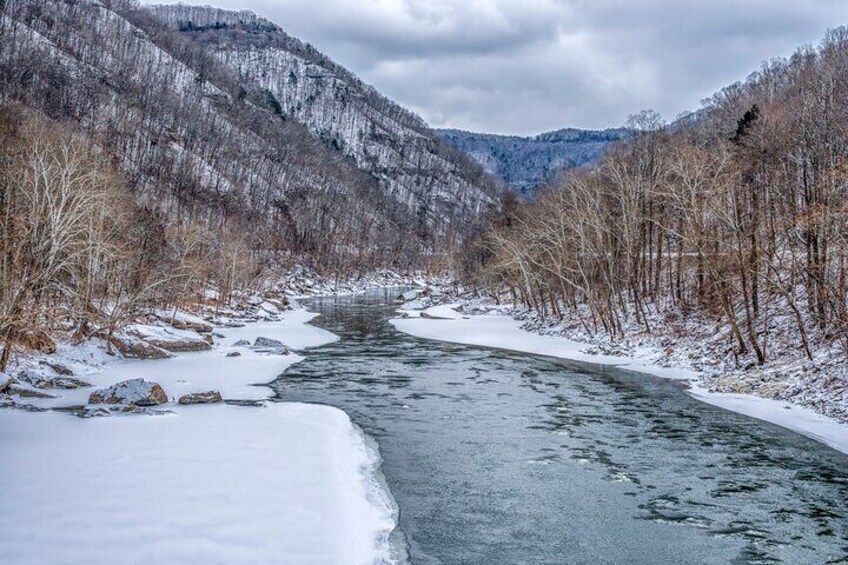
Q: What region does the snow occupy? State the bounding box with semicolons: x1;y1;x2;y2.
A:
1;308;399;565
0;404;398;565
391;303;848;455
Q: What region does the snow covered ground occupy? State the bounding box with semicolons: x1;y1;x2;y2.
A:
391;303;848;456
1;307;401;565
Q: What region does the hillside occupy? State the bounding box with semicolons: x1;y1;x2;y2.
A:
150;4;502;243
438;127;631;194
0;0;500;269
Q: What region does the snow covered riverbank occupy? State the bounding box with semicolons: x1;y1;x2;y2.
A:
0;306;401;565
391;302;848;456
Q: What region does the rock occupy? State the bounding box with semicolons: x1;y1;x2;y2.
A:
76;406;112;419
398;289;419;301
263;297;289;310
226;351;241;357
7;382;57;399
88;379;167;406
232;339;251;347
105;334;174;360
17;370;92;390
252;337;290;354
39;361;74;375
45;376;92;389
420;312;450;320
178;391;223;405
0;377;13;394
126;324;212;353
253;337;284;348
213;332;225;338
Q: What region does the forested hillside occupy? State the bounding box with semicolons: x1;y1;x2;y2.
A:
439;127;631;194
150;4;501;242
469;28;848;420
0;0;500;369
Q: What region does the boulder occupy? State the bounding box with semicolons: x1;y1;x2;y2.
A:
88;379;167;406
178;391;223;405
6;381;57;399
16;371;91;390
106;334;174;360
253;337;284;348
43;376;92;389
420;312;450;320
398;289;420;301
226;351;241;358
232;339;250;347
39;361;74;376
126;324;212;353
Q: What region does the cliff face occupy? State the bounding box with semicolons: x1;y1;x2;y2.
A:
150;5;503;244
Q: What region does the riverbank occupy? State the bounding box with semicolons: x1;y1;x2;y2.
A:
0;300;401;564
391;301;848;455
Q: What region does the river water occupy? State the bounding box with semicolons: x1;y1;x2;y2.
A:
272;289;848;564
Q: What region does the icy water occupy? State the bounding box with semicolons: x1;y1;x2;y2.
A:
273;289;848;565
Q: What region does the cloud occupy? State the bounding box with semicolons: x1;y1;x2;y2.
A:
142;0;848;134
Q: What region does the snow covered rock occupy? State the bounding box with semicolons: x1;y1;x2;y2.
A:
39;361;74;375
178;391;223;405
399;289;420;301
5;380;57;399
226;351;241;358
126;324;212;353
155;310;214;333
106;334;174;360
232;339;250;346
0;377;14;394
253;337;285;349
16;371;91;390
88;379;167;407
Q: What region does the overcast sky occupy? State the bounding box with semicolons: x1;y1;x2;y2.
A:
148;0;848;135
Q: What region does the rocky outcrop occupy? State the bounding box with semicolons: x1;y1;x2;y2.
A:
88;379;168;406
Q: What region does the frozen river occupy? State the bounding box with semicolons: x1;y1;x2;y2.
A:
275;289;848;564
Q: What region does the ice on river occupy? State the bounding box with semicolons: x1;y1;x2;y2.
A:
0;308;399;565
391;303;848;455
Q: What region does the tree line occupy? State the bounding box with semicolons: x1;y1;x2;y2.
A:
468;28;848;365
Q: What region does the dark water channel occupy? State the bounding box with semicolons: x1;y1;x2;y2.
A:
272;289;848;565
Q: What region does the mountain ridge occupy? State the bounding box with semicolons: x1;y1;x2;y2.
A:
437;126;631;194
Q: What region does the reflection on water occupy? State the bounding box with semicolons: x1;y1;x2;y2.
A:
272;289;848;565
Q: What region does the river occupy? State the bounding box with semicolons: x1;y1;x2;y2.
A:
273;289;848;565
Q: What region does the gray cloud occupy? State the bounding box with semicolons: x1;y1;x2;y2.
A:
144;0;848;134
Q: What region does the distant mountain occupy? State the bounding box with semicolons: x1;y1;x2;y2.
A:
438;128;631;194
